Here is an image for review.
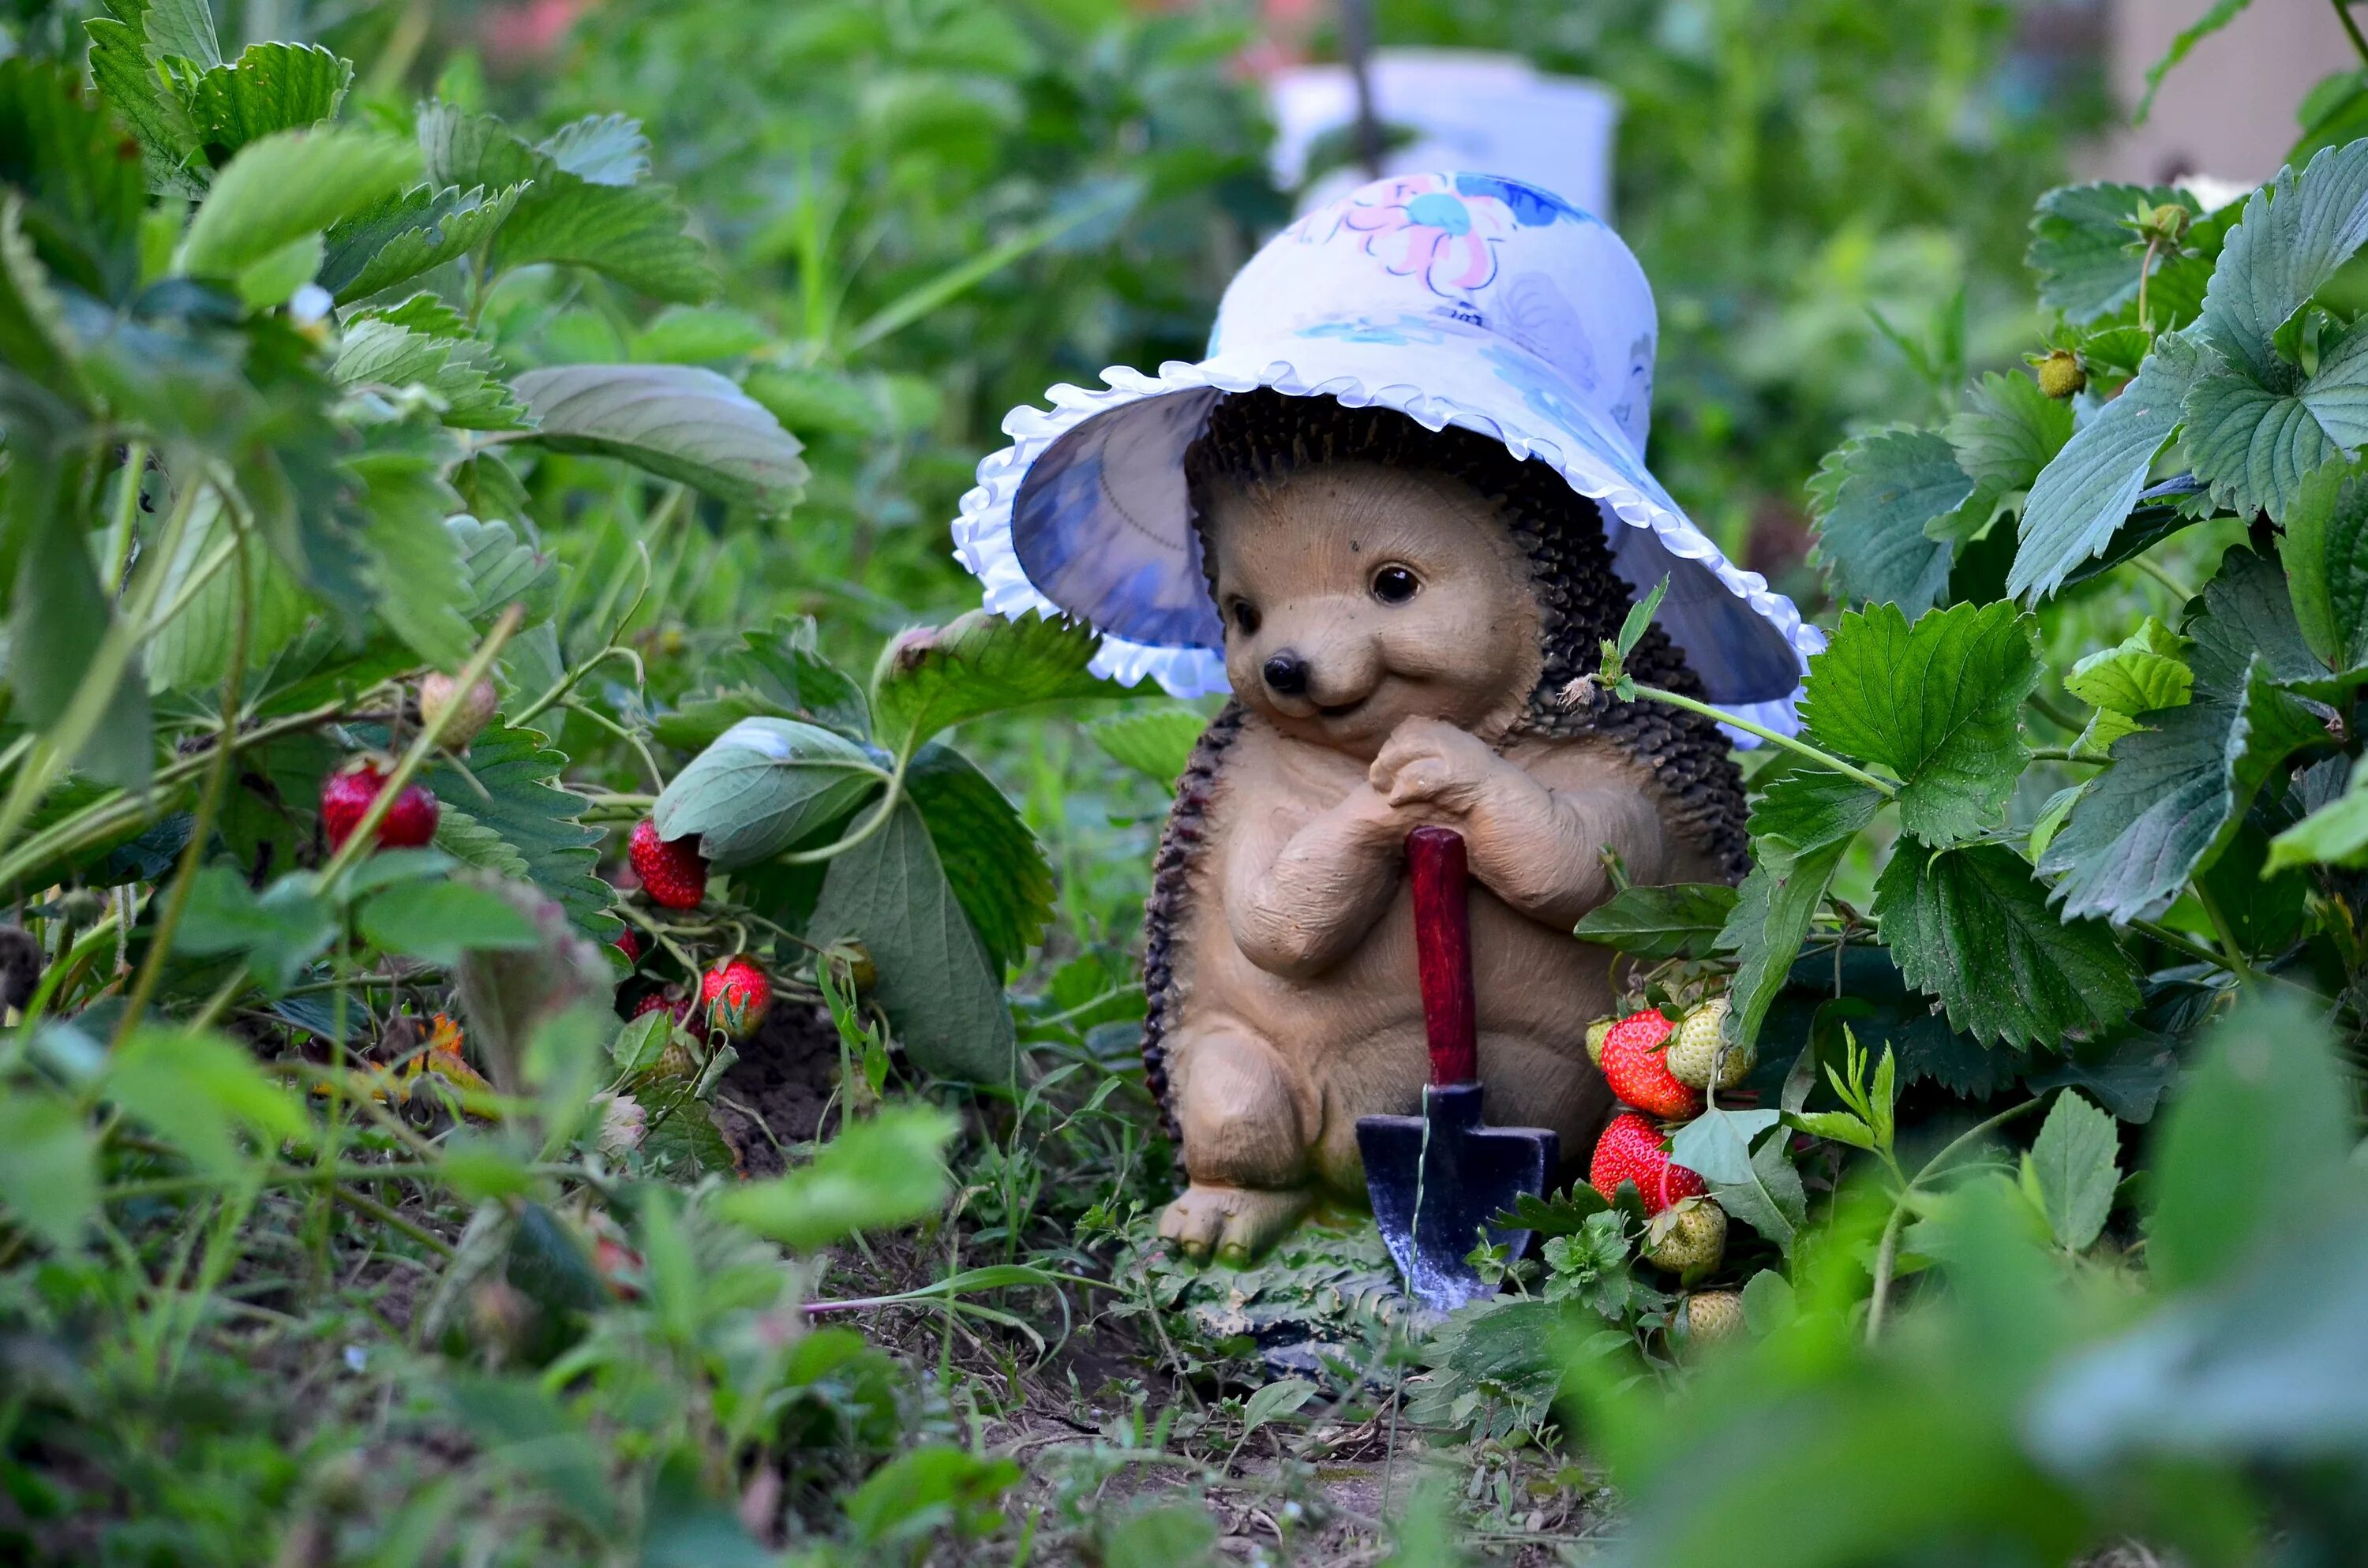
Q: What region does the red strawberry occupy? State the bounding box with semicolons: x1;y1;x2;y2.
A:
1590;1111;1707;1214
700;956;770;1041
630;990;691;1024
628;819;707;909
1598;1008;1703;1120
613;929;643;966
320;759;439;851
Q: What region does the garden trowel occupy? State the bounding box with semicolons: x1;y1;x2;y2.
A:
1357;826;1560;1313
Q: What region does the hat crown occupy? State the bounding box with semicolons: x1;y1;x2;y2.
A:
1209;172;1658;454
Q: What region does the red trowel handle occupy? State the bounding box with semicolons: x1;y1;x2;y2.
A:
1407;825;1478;1088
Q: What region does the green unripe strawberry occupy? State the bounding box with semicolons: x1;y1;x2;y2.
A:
1683;1289;1747;1343
2035;349;2085;401
1666;997;1752;1090
1585;1016;1613;1067
1644;1197;1726;1273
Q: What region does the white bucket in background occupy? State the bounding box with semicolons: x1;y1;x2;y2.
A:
1265;49;1620;223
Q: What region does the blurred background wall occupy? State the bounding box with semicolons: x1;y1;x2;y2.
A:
2095;0;2347;186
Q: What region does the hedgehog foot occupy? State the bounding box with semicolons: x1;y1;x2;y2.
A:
1158;1184;1313;1267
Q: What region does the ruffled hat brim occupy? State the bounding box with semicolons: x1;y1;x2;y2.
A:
954;327;1823;739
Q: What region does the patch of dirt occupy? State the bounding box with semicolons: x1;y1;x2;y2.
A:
712;1000;844;1176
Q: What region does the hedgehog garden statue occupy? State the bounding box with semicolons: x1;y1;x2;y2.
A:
951;173;1823;1267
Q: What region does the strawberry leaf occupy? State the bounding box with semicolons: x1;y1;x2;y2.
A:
1873;841;2137;1050
1798;600;2040;845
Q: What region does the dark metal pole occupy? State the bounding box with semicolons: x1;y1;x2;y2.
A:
1339;0;1384;178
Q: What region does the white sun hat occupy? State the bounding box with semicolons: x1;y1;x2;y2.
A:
950;171;1823;738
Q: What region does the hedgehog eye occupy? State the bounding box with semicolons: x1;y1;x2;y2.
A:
1371;564;1420;605
1230;599;1261;636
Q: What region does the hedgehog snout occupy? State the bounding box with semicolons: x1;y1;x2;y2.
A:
1261;650;1310;697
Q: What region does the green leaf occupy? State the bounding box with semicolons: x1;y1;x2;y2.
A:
2284;457;2368;670
0;1091;98;1252
0;57;148;299
2149;992;2353;1289
332;318;526;430
422;723;618;941
180;43;350;163
83;10;204;199
842;1445;1021;1549
1240;1378;1317;1438
1718;770;1883;1046
495;169;716;302
1572;882;1740;960
110;1026;309;1178
805;801;1015;1082
536;114;650;185
2182;330;2368;521
414;103;711;302
447;514;553;620
510;363;807;514
1084;703;1208;786
175;127;421;280
2026;182;2196;322
868;609;1106;754
2198;139;2368;382
629;305;769;364
1944;370;2073;511
2134;0;2250;121
714;1103;959;1250
649;717;878;869
654;618;869;750
2063;617;2192;755
358;879;544;966
2046;550;2333;920
905;743;1055;973
2063;617;2191;716
146;486;312;694
319;182;527;305
231;230;321;309
349;450;474;668
11;446;152;788
2266;758;2368;869
1797;601;2040;844
1705;1125;1807;1254
141;0;223;69
172;866;335;994
1872;842;2138;1050
2010;333;2205;602
1668;1106;1782;1185
1804;427;1966;616
0;193;91;404
2027;1090;2119;1252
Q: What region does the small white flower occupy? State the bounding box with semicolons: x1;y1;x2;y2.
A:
288;283;334;327
343;1345;368;1372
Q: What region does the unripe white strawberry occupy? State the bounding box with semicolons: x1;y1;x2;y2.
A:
1644;1197;1726;1273
1666;997;1752;1090
421;672;499;748
1683;1289;1747;1343
1585;1016;1613;1067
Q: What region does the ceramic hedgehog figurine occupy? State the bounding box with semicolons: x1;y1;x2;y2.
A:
953;174;1823;1264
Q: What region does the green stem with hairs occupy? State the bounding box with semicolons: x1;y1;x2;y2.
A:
1627;683;1896;796
111;523;252;1050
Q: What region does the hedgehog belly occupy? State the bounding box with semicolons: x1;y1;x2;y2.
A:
1145;720;1625;1199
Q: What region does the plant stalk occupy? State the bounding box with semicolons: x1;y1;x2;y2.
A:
110;524;252;1050
1627;683;1896;795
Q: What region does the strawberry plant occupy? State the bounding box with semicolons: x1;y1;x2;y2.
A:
7;0;2368;1562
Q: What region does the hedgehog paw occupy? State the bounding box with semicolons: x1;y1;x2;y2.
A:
1158;1184;1313;1267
